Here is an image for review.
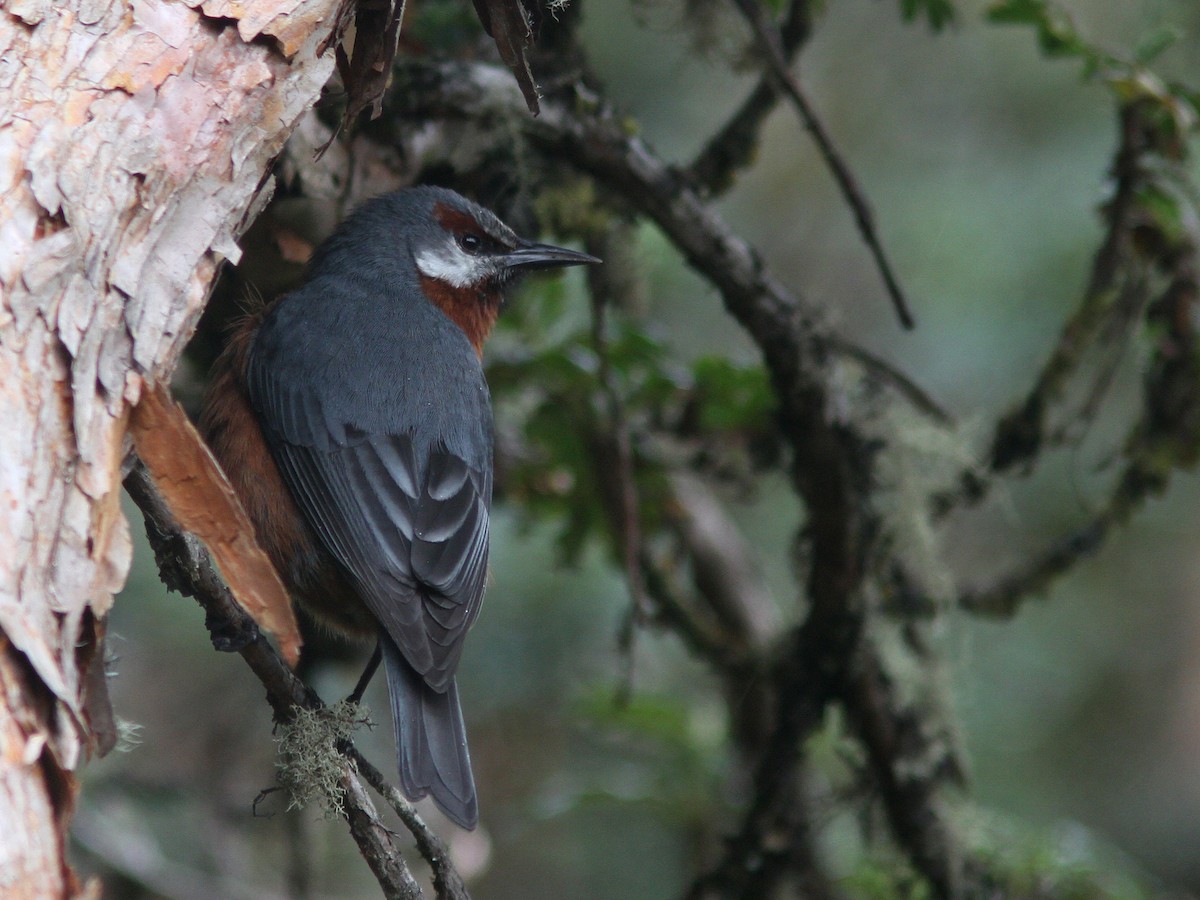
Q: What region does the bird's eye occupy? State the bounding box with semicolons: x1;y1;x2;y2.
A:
458;233;483;254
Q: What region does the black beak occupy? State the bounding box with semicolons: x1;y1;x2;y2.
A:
500;241;602;272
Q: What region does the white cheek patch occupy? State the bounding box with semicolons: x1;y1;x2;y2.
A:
415;239;485;288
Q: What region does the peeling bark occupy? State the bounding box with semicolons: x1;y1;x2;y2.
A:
0;0;338;889
130;385;300;666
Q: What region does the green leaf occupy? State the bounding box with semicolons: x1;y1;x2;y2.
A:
985;0;1045;26
986;0;1090;61
1134;25;1181;65
898;0;957;32
690;357;774;433
1135;184;1185;246
576;689;692;745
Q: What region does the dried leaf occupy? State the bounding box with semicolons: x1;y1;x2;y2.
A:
335;0;408;126
472;0;542;114
130;384;302;667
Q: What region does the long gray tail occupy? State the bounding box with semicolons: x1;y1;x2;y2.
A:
382;636;478;829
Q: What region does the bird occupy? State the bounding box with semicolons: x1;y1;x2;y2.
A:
199;186;600;828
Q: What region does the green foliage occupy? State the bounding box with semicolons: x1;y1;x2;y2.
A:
1132;24;1182;65
491;276;775;567
689;356;773;433
897;0;957;32
843;861;935;900
572;684;725;819
1136;183;1189;249
840;810;1158;898
492;291;655;563
577;686;692;747
986;0;1089;58
403;0;487;52
987;0;1200;141
965;815;1157;899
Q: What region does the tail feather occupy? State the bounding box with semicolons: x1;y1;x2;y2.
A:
382;635;478;829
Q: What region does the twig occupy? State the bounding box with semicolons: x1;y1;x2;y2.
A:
961;325;1200;618
687;0;815;194
683;629;833;900
124;458;454;900
990;107;1148;469
959;517;1111;617
123;460;311;717
958;243;1199;616
588;272;654;692
341;771;425;899
929;105;1158;522
957;245;1200;618
350;748;471;900
826;335;953;425
665;473;779;651
727;0;916;330
637;547;748;674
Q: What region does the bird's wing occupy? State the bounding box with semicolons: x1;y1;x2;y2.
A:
252;369;490;692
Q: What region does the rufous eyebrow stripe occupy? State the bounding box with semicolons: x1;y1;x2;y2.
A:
434;202;485;236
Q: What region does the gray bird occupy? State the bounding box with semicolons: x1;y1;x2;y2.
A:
201;186;599;827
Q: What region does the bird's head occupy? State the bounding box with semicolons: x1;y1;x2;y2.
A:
406;188;600;356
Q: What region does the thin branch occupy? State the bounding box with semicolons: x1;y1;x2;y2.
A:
124;458;464;900
961;285;1200;618
350;748;471;900
636;488;833;896
683;629;833;900
589;276;655;635
340;769;426;899
666;473;779;652
123;459;310;717
1002;108;1148;468
686;0;815;194
638;546;750;674
957;441;1164;618
959;517;1111;617
930;104;1159;522
727;0;916;330
826;335;953;425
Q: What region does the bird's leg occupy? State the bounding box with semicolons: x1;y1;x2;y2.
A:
347;640;383;705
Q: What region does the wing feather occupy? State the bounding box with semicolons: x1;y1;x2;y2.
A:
251;365;490;691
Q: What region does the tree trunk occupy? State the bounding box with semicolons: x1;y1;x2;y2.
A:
0;0;337;891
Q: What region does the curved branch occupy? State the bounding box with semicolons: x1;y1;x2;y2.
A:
727;0;916;329
934;102;1161;521
686;0;815;194
124;458;466;899
522;75;962;899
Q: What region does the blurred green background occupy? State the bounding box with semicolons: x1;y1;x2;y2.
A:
80;1;1200;896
